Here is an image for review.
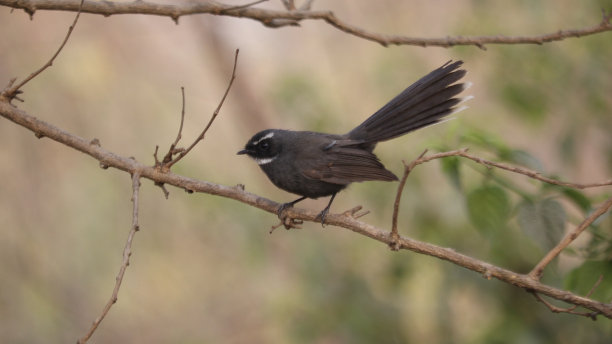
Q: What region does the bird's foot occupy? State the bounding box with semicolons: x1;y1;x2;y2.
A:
276;202;294;218
315;207;330;226
276;196;307;219
270;217;303;233
272;201;303;232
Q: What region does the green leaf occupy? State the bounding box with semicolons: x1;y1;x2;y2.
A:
517;198;566;251
565;260;612;302
560;188;592;213
440;156;461;190
466;185;511;235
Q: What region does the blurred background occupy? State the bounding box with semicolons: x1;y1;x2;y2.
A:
1;0;612;342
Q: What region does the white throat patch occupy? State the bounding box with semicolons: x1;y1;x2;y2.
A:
254;155;278;165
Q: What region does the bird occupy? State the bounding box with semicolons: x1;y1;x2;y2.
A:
238;60;469;224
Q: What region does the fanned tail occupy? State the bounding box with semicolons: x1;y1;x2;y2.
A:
347;60;469;145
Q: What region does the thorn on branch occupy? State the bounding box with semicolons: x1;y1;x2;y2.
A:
153;145;161;166
343;205;369;219
388;235;401;251
24;7;35;20
155;181;170;199
482;269;492;280
221;0;269;13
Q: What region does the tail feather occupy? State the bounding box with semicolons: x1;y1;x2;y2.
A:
347;60;467;144
366;86;463;138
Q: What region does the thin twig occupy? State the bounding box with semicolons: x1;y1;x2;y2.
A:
165;49;240;169
390;149;428;250
77;172;142;344
529;197;612;280
171;86;186;151
160;87;187;165
1;0;85;102
1;1;610;49
390;148;612;250
280;0;295;10
531;275;604;319
412;148;612;189
223;0;269;12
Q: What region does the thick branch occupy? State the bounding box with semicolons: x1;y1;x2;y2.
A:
1;0;611;48
1;100;611;318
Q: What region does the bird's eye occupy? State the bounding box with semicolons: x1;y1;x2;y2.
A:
259;140;270;150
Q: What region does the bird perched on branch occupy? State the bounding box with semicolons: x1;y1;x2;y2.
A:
238;61;470;224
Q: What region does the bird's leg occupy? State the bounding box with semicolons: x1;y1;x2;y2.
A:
277;196;308;217
316;193;337;226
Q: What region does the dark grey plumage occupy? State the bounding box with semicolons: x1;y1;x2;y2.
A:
238;60;469;222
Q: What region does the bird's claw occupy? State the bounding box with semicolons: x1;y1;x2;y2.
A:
272;203;303;232
277;202;294;218
315;208;330;226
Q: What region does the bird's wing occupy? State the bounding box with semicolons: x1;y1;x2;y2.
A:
299;145;398;185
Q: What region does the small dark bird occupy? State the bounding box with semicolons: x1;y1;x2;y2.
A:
238;61;469;224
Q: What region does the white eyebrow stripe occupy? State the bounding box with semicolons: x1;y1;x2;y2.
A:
254;132;274;145
254;155;278;165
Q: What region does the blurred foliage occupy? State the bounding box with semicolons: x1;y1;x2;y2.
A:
2;1;612;343
517;198;566;251
467;185;511;235
566;260;612;302
269;72;338;131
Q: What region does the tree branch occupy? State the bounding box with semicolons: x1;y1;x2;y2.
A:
390;149;428;249
77;171;142;344
1;0;610;48
529;197;612;280
1;100;612;318
164;49;239;170
1;0;84;102
406;148;612;189
531;275;604;320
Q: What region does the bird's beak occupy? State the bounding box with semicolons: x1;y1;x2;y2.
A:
237;149;248;155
